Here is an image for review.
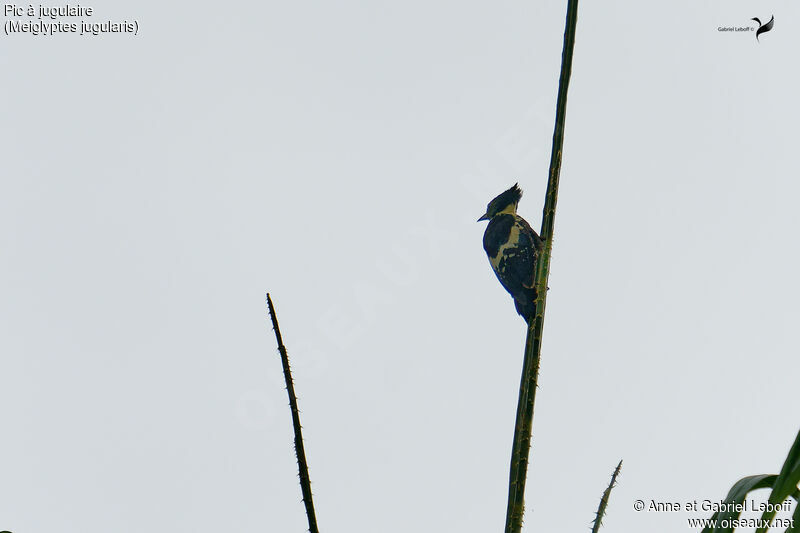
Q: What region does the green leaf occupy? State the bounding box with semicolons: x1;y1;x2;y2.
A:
701;474;777;533
756;428;800;533
783;495;800;533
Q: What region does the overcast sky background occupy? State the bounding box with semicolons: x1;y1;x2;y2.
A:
2;1;799;532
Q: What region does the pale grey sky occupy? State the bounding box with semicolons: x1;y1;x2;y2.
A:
2;1;799;532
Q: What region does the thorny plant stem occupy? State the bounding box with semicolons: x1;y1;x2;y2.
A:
266;293;320;533
504;1;580;531
592;461;623;533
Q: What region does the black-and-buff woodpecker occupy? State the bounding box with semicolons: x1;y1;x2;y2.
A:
478;184;543;323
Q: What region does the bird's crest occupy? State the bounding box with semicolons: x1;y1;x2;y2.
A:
485;183;523;217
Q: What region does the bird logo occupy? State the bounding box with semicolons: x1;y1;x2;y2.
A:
751;15;774;42
478;184;543;323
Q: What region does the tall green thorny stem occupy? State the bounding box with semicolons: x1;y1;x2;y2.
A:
592;461;623;533
266;293;320;533
504;1;580;531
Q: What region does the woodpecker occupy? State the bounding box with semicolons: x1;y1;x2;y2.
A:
478;184;543;323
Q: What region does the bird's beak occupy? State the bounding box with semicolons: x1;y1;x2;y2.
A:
477;213;490;222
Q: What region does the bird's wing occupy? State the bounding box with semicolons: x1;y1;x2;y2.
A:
503;216;543;290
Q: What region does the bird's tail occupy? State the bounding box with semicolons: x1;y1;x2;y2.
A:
514;289;537;324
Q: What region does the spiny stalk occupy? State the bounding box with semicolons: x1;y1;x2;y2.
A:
592;461;623;533
266;293;320;533
504;1;581;530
